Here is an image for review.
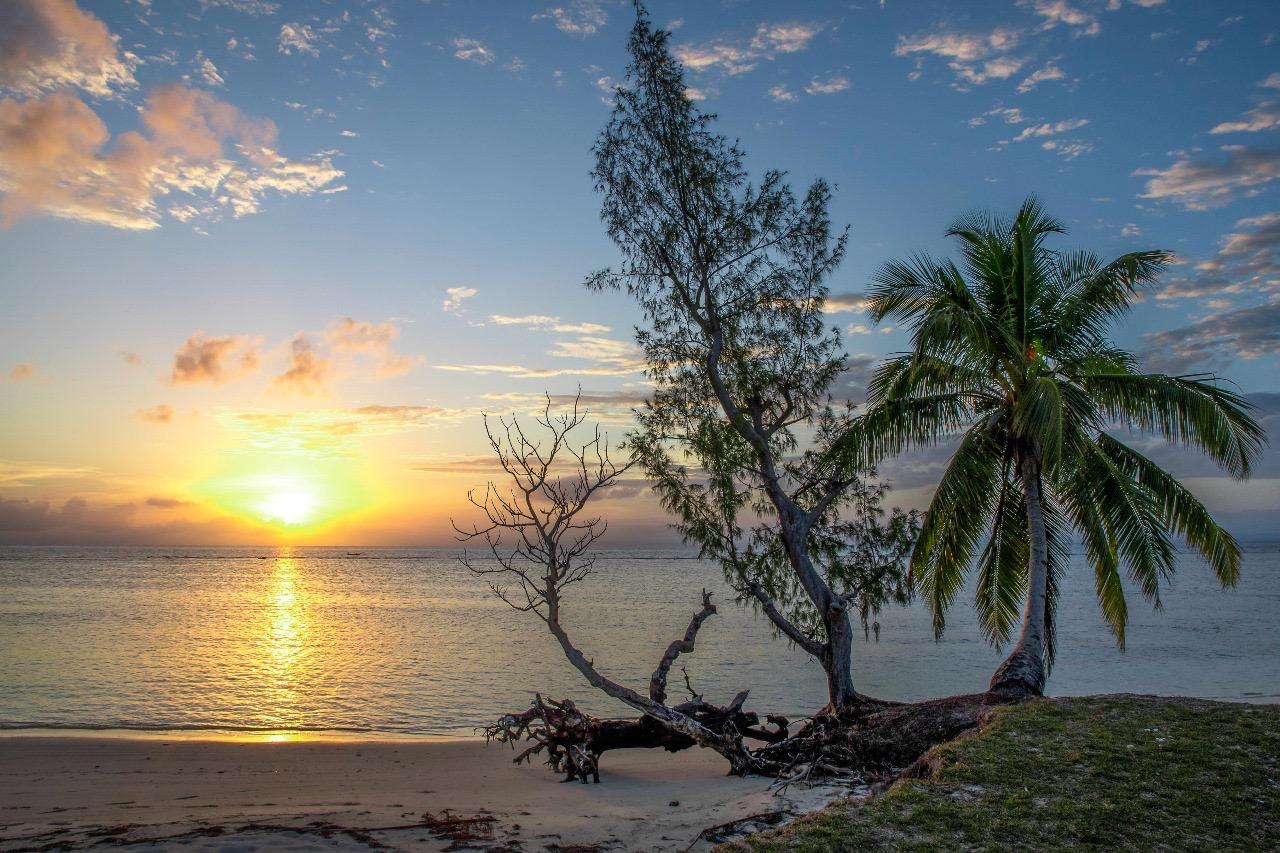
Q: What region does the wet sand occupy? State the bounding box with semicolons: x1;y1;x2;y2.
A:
0;736;848;851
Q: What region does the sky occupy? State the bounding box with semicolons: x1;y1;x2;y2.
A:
0;0;1277;546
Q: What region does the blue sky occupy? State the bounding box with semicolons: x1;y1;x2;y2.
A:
1;0;1277;544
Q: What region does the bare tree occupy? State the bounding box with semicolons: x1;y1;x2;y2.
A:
454;395;785;780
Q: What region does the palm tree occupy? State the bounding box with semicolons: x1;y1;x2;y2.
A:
832;197;1266;696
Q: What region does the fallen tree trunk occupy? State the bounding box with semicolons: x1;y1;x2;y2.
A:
487;689;1027;784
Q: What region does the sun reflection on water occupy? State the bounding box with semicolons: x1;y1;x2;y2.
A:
260;553;311;725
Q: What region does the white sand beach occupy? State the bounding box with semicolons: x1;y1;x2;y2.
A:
0;736;850;851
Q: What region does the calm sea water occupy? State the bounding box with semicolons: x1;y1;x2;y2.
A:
0;545;1276;736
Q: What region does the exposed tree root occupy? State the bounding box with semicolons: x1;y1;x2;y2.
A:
487;690;1029;785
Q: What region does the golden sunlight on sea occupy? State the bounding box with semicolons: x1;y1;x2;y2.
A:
259;554;310;724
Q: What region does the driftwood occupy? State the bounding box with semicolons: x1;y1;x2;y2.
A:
486;688;1026;785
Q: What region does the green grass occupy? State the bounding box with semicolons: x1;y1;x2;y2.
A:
744;695;1279;852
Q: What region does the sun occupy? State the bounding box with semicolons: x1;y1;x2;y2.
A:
258;482;319;527
195;455;367;534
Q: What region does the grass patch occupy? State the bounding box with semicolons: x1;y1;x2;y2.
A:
744;695;1279;852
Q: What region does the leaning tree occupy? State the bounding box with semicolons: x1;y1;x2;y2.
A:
831;197;1267;696
588;5;918;716
454;396;792;781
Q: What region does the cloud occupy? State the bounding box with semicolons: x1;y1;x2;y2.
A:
0;0;138;98
1263;73;1280;90
1010;117;1089;142
768;83;797;102
452;37;494;65
1210;102;1280;135
805;75;850;95
134;404;174;423
488;314;610;333
1141;301;1280;373
277;22;319;56
199;0;280;14
478;390;650;423
194;51;224;87
824;292;870;313
533;1;607;37
324;316;418;377
8;363;34;381
1020;0;1100;37
0;494;259;546
1017;61;1066;94
273;334;331;396
442;286;477;312
1121;223;1142;237
0;85;344;230
674;21;824;76
1158;213;1280;301
1135;146;1280;210
0;460;98;487
435;335;646;378
968;106;1026;127
894;26;1020;62
120;351;142;367
1040;139;1093;159
951;56;1027;86
894;26;1024;88
224;405;463;458
170;332;260;385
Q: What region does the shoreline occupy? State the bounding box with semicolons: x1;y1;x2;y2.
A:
0;735;852;852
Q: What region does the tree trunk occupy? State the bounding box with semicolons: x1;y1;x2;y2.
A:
989;449;1049;696
824;600;860;713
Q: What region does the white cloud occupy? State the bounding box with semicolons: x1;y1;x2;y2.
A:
675;21;824;76
277;22;319;57
1020;0;1100;37
805;75;850;95
1010;117;1089;142
894;26;1024;88
1135;146;1280;210
195;51;224;87
1211;102;1280;135
533;1;607;37
894;27;1020;62
488;314;611;333
452;37;494;65
769;83;797;103
442;286;477;313
969;106;1026;127
1017;61;1066;94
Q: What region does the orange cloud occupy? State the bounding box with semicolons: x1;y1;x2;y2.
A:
134;404;174;423
170;332;260;385
325;316;420;377
8;363;34;381
0;85;343;230
0;0;137;98
273;334;332;396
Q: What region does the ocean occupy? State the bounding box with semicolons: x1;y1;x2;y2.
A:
1;545;1276;737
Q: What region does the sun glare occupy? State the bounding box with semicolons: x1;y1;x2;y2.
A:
259;483;319;527
196;455;368;534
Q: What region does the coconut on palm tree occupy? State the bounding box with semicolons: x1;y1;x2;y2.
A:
832;197;1267;696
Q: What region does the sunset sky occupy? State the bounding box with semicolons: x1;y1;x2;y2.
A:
1;0;1277;546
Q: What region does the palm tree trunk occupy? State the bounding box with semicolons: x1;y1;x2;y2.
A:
989;449;1049;696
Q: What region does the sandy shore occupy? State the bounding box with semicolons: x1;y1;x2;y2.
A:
0;735;851;851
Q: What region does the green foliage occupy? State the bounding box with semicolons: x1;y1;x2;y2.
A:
590;7;919;649
836;196;1266;665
